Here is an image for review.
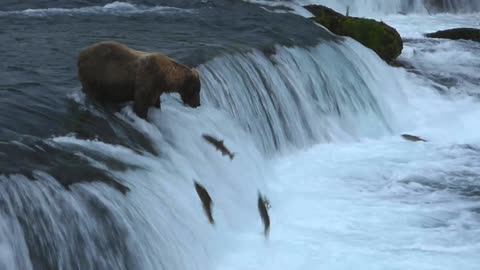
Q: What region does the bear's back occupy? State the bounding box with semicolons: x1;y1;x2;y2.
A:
78;41;140;75
78;41;141;102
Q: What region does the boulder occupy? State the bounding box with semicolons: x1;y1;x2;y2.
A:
425;28;480;42
304;5;403;63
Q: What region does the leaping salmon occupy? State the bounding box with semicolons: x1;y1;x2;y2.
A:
194;181;215;225
401;134;427;142
257;191;271;237
202;134;235;160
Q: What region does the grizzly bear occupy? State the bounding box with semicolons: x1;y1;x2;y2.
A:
77;41;201;119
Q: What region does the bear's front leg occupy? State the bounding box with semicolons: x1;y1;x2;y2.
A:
133;97;149;119
154;96;161;109
133;82;153;120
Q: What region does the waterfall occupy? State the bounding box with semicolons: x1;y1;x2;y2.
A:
0;37;409;269
200;40;403;154
424;0;480;13
292;0;480;15
0;110;269;270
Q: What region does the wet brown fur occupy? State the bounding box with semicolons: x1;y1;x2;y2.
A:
194;181;214;225
202;134;235;160
77;41;200;119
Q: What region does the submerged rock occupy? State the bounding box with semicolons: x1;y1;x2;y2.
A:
425;28;480;42
304;5;403;63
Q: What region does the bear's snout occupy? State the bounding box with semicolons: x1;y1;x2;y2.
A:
184;94;200;108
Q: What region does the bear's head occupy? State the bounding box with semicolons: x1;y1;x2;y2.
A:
181;69;201;108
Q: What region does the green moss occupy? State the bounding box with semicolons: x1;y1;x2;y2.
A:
307;5;403;63
426;28;480;42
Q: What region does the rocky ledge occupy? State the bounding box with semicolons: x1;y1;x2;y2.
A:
304;5;403;63
426;28;480;42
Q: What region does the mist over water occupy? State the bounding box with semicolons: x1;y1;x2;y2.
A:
1;0;480;269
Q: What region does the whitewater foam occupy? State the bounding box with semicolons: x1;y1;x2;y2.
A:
217;136;480;270
0;1;192;17
248;0;480;16
377;13;480;98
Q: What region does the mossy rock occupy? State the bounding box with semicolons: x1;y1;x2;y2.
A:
304;5;403;63
426;28;480;42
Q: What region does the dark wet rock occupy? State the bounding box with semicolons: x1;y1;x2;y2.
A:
304;5;403;63
425;28;480;42
0;138;130;194
389;59;416;70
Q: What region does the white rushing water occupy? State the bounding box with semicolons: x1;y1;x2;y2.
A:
0;1;191;17
215;42;480;270
1;102;269;269
215;2;480;270
247;0;480;16
276;0;480;15
199;42;406;154
383;13;480;97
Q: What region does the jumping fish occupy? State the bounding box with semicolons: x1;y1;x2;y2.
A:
202;134;235;160
401;134;427;142
257;191;271;237
194;181;214;225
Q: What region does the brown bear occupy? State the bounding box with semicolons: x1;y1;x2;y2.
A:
77;41;201;119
